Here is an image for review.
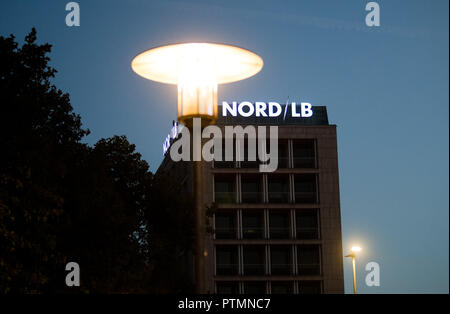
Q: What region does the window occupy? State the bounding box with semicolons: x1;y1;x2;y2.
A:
216;281;239;294
296;210;319;240
240;138;259;168
270;246;292;275
216;246;239;276
261;139;289;169
277;140;289;169
241;174;263;203
297;246;321;276
292;140;316;168
243;282;266;294
215;211;237;239
271;282;293;294
294;174;317;203
298;281;322;294
242;211;265;239
268;175;290;203
214;174;236;203
269;211;291;239
243;246;266;275
214;139;236;168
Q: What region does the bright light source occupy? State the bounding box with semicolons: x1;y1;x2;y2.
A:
351;246;362;253
131;43;263;125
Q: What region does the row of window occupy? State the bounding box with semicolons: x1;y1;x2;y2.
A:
216;280;322;294
214;174;318;204
215;209;319;240
216;245;321;277
213;139;317;169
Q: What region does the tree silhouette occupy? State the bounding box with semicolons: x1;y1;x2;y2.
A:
0;29;193;293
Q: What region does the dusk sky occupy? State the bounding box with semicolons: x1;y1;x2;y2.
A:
1;0;448;293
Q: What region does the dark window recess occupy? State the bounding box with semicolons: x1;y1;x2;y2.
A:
296;210;319;240
277;140;289;169
214;139;236;168
243;246;266;275
268;175;290;203
298;281;322;294
294;174;317;203
214;175;236;204
216;246;239;276
292;140;316;168
270;246;292;275
215;212;237;239
260;139;289;169
240;138;259;168
242;212;265;239
216;282;239;294
243;282;266;294
271;282;293;294
269;211;291;239
297;246;321;276
241;175;263;203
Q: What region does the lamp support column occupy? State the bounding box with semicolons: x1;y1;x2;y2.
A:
351;256;357;294
194;160;205;293
192;124;206;294
131;42;264;294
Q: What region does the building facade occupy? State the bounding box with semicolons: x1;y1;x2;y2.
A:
157;104;344;294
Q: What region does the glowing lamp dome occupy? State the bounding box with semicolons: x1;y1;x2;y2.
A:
131;43;263;125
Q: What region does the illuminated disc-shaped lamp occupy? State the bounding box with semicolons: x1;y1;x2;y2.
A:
131;43;263;126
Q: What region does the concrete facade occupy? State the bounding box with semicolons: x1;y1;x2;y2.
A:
157;106;344;294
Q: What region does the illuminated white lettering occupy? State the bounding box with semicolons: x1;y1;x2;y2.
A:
291;102;301;117
222;101;237;116
238;101;255;117
255;102;268;117
268;102;282;117
301;102;313;117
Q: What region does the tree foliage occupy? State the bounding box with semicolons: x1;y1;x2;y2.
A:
0;29;193;293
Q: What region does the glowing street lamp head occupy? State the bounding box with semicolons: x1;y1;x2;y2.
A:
351;246;362;253
131;43;263;126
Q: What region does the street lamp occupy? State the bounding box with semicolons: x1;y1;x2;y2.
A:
132;43;263;126
345;246;361;294
131;43;263;293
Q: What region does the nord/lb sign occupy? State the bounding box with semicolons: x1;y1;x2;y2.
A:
222;101;313;118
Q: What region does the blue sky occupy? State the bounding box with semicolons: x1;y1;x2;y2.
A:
1;0;448;293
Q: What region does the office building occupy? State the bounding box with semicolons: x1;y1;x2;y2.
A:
157;104;344;294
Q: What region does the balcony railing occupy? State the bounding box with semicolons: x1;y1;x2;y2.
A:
215;192;236;203
298;283;322;294
216;263;239;276
260;156;289;169
268;191;290;203
241;191;262;203
277;157;289;169
242;227;265;239
271;283;293;294
240;160;259;168
294;191;316;203
296;227;319;240
271;263;293;275
214;160;236;168
297;263;321;275
215;227;237;239
293;156;315;168
243;263;266;275
244;283;267;294
269;227;291;239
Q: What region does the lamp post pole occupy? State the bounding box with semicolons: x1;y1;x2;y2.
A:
345;246;361;294
190;118;207;294
345;252;357;294
131;42;263;295
351;254;357;294
193;143;205;294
